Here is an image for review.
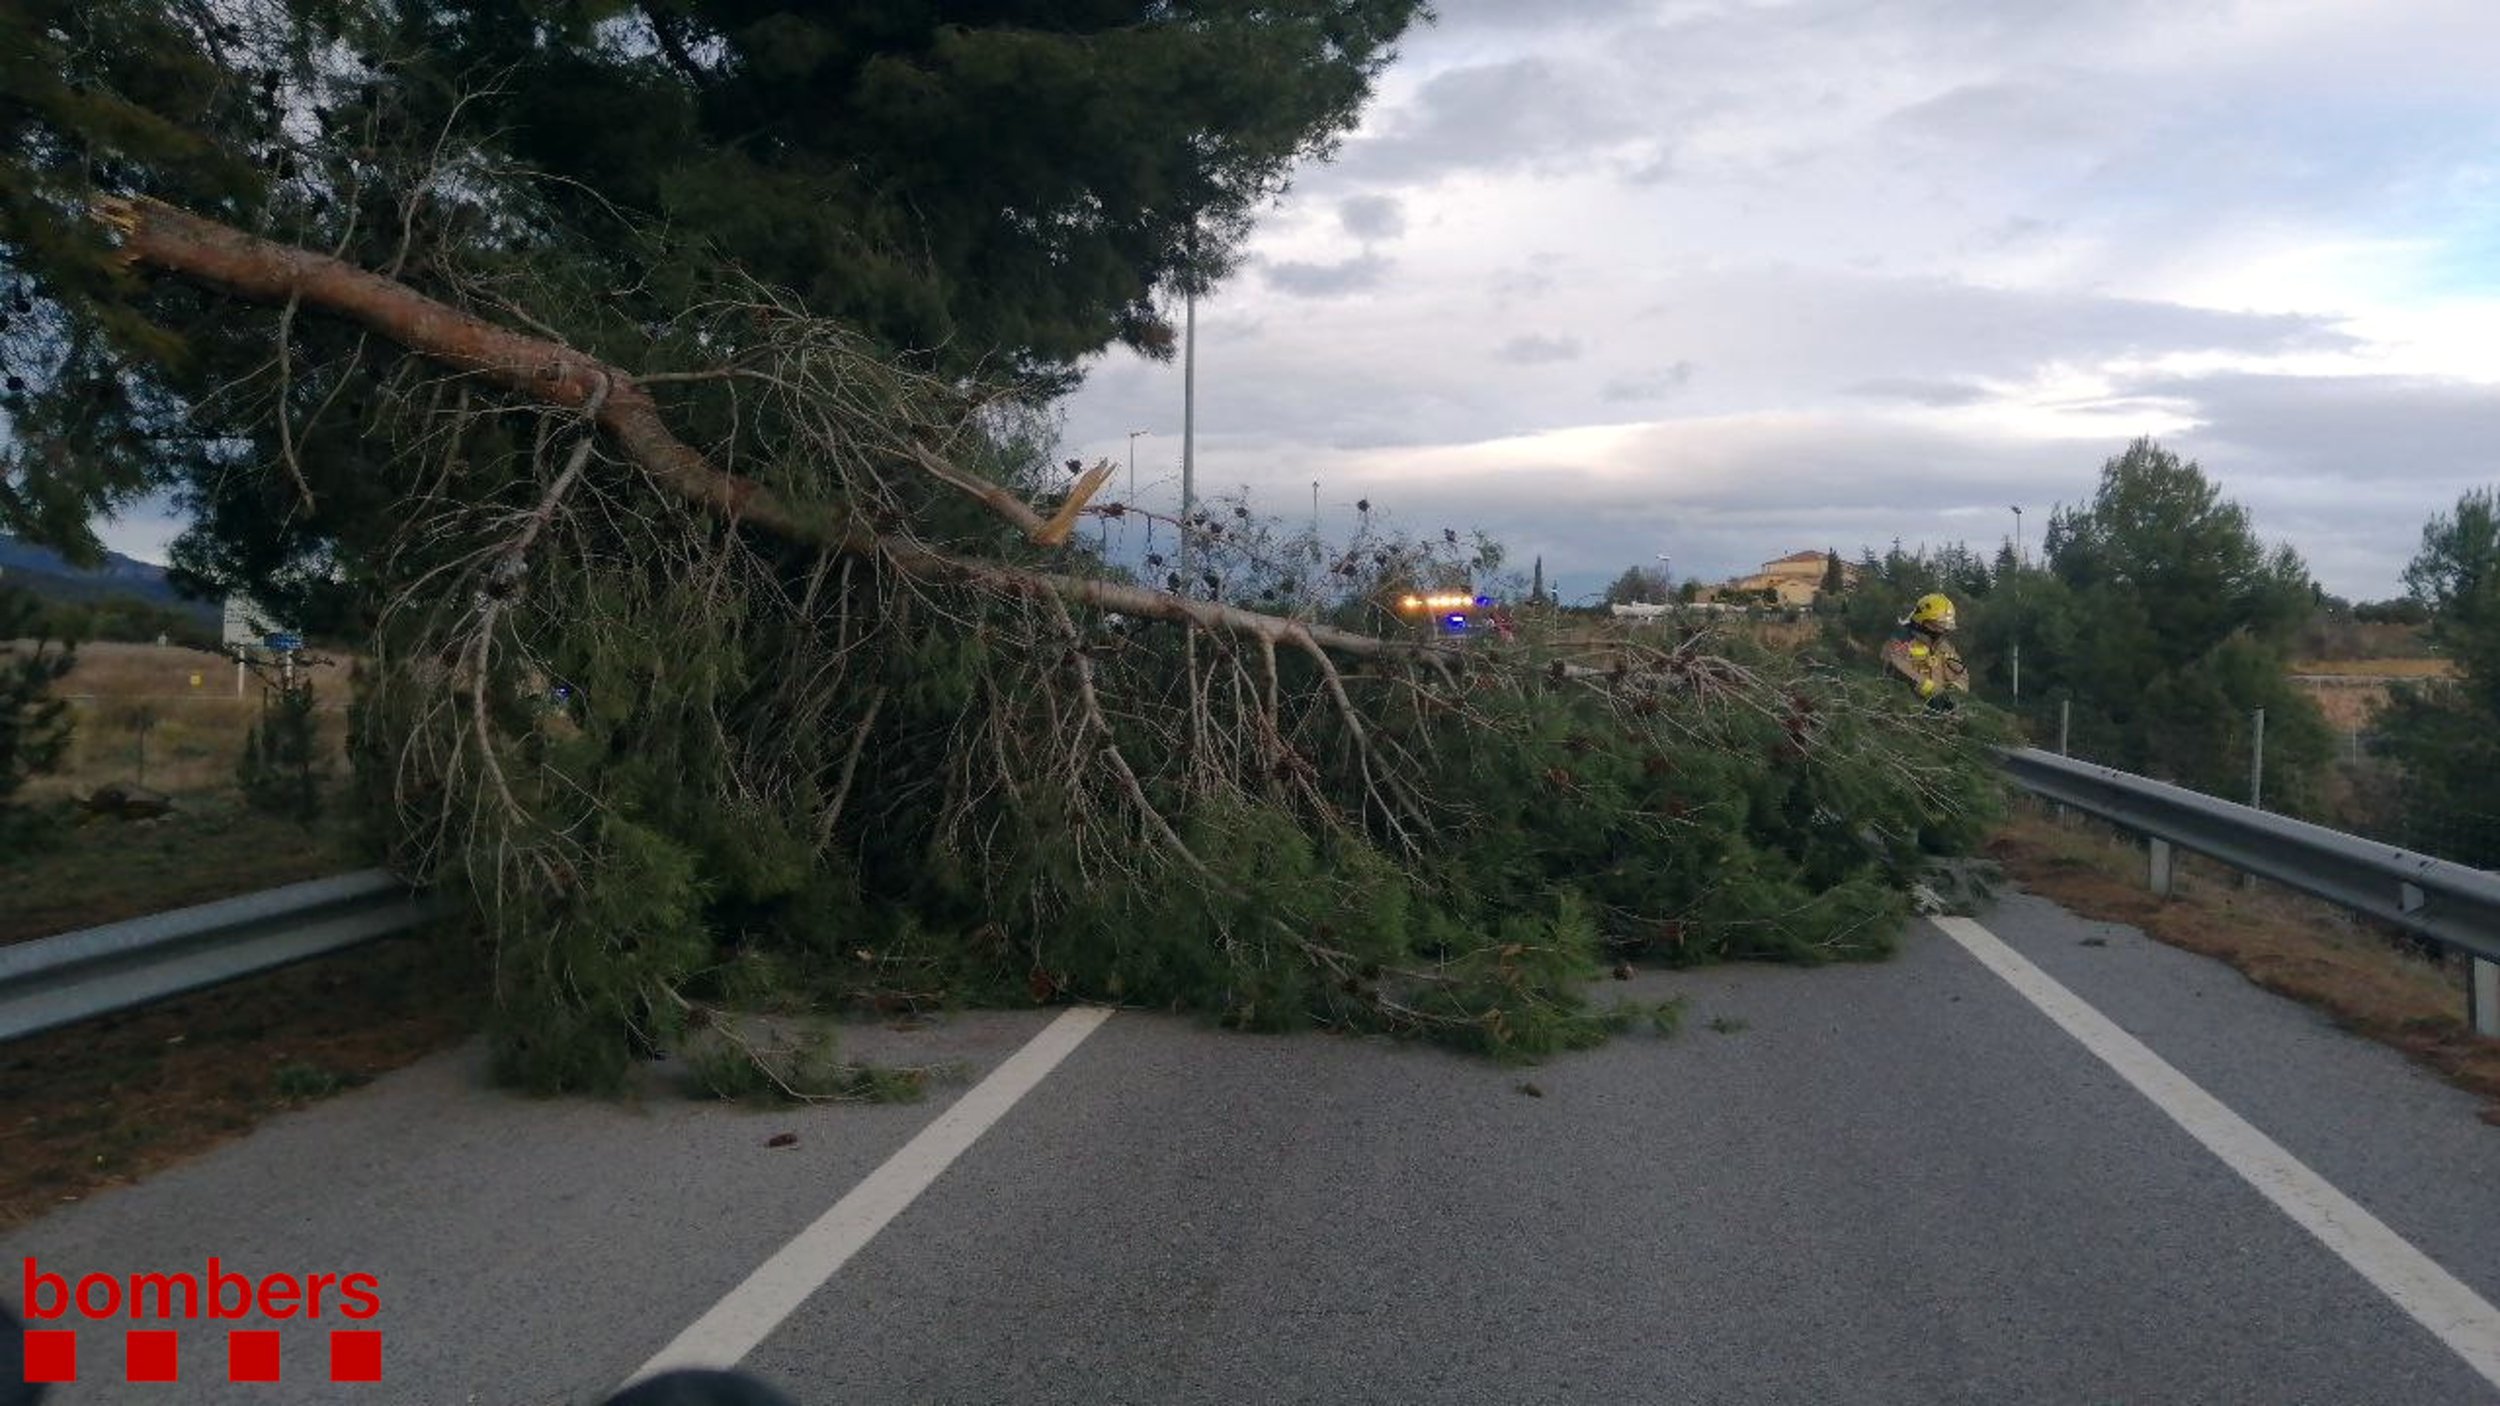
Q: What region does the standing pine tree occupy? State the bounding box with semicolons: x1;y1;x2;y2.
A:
1821;549;1846;597
2377;485;2500;864
0;581;77;849
237;672;324;824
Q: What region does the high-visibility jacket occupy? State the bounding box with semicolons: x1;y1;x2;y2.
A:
1882;623;1969;703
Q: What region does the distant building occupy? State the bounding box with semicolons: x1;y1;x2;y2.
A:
1712;550;1858;607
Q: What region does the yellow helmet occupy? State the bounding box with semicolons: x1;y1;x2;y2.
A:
1909;593;1957;631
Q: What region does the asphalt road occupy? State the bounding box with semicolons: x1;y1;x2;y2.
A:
9;886;2500;1404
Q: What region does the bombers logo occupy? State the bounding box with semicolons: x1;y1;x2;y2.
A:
16;1256;382;1387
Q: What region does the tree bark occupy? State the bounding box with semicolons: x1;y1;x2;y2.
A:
95;197;1460;666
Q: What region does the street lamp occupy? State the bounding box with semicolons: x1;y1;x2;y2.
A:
1656;553;1673;605
1111;429;1149;551
1178;230;1200;581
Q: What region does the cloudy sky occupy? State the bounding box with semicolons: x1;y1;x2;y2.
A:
1058;0;2500;602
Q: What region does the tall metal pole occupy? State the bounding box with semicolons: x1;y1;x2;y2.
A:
1179;281;1197;582
1310;480;1322;619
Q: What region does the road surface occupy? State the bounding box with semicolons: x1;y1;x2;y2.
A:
8;888;2500;1403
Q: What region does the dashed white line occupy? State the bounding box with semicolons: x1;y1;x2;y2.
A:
623;1005;1114;1388
1933;915;2500;1394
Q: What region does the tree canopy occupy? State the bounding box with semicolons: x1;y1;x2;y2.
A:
0;1;2010;1094
2377;485;2500;864
2;0;1425;585
1601;565;1670;606
1832;439;2332;811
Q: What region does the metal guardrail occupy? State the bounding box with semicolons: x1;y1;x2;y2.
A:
13;754;2494;1042
2002;746;2500;1033
0;869;454;1042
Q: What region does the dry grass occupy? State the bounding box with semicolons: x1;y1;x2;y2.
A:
2290;657;2457;679
1;644;483;1233
0;930;483;1235
2291;676;2396;733
2285;658;2456;733
27;641;353;799
0;791;364;943
1989;806;2500;1124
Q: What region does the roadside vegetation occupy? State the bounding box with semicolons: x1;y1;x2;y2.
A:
4;0;2494;1133
1990;803;2500;1126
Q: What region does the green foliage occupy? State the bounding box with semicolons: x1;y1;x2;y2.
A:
3;0;2013;1093
2402;486;2500;714
682;1024;934;1105
0;581;76;850
1602;566;1671;605
271;1061;366;1101
236;675;323;822
1831;438;2333;814
34;595;217;648
2045;438;2314;672
479;810;714;1094
2;0;1425;582
2377;485;2500;866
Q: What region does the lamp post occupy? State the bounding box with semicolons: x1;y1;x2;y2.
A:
1126;429;1149;511
2010;505;2024;702
1179;266;1198;582
1113;429;1148;552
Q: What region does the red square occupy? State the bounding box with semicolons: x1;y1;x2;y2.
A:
23;1329;77;1383
329;1329;382;1383
228;1329;283;1382
126;1329;179;1383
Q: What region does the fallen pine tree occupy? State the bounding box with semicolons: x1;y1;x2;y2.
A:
61;195;2010;1094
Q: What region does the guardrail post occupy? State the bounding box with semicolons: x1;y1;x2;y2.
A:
2474;959;2500;1039
2148;837;2175;900
2053;700;2071;823
2249;708;2265;810
2237;709;2266;891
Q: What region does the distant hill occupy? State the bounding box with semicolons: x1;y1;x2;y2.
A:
0;534;215;622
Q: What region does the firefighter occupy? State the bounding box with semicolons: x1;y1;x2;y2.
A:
1883;592;1970;710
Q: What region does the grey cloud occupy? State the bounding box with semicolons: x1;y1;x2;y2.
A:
1602;362;1696;402
1322;416;2094;594
2124;371;2500;470
1659;269;2361;379
1984;216;2056;247
2004;370;2499;595
1072;360;2453;599
1336;57;1636;185
1338;194;1406;242
1261;253;1392;298
1847;377;1990;407
1490;257;1565;302
1497;334;1584;365
1881;79;2121;153
1424;0;1660;31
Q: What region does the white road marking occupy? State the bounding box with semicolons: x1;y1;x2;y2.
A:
624;1005;1114;1386
1933;915;2500;1394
